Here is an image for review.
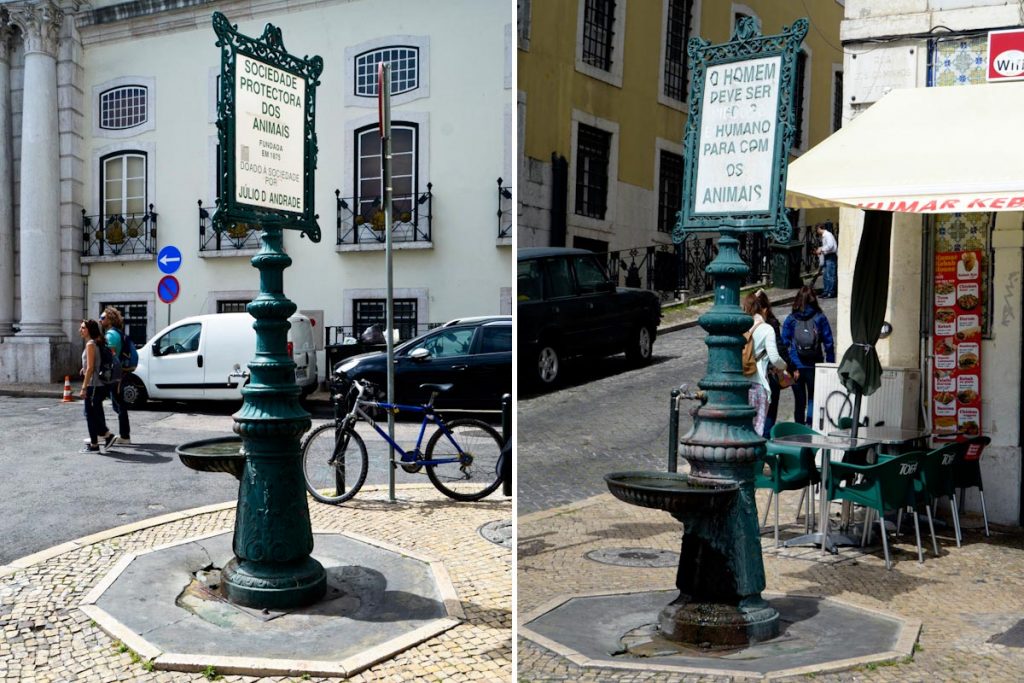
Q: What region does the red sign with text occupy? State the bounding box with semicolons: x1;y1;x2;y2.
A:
931;250;982;440
988;29;1024;82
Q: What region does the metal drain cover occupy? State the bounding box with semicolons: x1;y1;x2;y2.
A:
479;519;512;548
585;547;679;568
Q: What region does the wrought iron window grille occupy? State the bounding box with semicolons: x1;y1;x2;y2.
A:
335;185;432;246
581;0;616;71
198;200;263;252
575;124;611;219
82;205;157;257
498;177;512;239
663;0;693;101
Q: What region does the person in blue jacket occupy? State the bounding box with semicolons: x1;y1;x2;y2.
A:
781;285;835;426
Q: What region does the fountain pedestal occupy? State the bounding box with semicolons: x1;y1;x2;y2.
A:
606;228;778;646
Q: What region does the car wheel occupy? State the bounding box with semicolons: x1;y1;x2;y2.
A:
120;375;148;408
626;325;654;364
535;343;561;386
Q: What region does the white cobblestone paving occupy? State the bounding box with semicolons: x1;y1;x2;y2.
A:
0;486;511;682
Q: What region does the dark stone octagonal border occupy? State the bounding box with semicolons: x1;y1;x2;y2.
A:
80;530;462;678
520;589;920;680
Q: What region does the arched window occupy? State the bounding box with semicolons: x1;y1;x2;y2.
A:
354;47;419;97
101;152;147;218
99;86;148;130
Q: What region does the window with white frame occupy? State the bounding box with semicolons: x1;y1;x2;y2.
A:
658;150;684;233
102;152;146;218
354;47;419;97
581;0;617;71
99;85;148;130
663;0;694;102
354;123;418;220
575;124;611;219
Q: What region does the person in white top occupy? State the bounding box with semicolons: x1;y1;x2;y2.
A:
816;222;838;298
743;293;788;437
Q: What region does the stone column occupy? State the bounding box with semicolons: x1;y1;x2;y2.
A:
0;0;70;382
13;0;62;338
0;15;15;338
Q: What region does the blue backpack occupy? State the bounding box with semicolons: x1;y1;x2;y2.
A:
117;328;139;371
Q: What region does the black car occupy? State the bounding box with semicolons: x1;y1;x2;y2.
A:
333;315;512;410
517;247;661;387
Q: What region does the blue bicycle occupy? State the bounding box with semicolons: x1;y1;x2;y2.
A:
301;377;504;503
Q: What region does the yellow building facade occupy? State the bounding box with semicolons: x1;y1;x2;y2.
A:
517;0;845;254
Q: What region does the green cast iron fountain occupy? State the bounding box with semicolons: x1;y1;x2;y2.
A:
607;227;778;646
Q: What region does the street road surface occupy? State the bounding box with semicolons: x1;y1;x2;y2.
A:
0;397;486;564
517;297;838;514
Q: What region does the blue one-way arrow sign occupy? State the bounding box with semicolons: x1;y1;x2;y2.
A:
158;245;182;274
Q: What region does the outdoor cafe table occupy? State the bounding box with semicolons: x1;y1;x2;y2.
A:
828;426;929;456
770;433;878;554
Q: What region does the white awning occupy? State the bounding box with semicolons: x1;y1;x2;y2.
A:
785;81;1024;213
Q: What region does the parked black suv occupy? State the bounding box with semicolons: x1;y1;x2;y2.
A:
517;247;662;387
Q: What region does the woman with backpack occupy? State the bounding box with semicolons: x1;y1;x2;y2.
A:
742;293;788;437
78;319;115;453
754;289;795;438
101;306;133;445
781;286;836;426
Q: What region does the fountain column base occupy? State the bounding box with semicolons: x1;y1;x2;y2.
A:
659;598;779;647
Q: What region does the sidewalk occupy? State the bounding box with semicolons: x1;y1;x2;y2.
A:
0;486;512;681
658;284;803;335
518;490;1024;681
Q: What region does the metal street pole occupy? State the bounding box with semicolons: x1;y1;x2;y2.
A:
379;63;396;503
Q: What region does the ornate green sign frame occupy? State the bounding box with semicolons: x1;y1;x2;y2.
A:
212;12;323;242
674;17;808;244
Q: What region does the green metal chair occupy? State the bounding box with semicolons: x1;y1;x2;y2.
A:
953;435;992;537
919;441;966;548
826;451;931;570
757;422;822;547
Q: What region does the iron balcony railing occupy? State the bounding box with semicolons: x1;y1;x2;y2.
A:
197;200;263;252
82;205;157;257
595;232;772;300
335;185;432;246
497;177;512;239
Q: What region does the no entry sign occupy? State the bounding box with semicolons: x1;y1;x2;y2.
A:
988;29;1024;82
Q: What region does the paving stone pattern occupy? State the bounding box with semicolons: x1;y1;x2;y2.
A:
0;486;511;682
518;493;1024;682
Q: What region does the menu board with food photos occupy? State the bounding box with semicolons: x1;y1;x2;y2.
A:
932;249;982;440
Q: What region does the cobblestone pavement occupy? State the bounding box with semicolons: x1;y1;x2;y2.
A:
518;492;1024;682
517;294;835;514
0;486;512;682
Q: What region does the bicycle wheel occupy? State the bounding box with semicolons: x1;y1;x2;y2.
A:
301;423;369;504
425;418;503;501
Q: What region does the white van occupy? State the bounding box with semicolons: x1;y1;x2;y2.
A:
121;312;318;407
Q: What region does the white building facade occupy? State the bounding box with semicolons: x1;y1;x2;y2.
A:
0;0;515;383
834;0;1024;524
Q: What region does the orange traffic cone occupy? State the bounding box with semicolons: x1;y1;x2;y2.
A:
62;376;73;403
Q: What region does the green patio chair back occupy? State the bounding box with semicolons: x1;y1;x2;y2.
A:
759;422;821;491
826;451;922;515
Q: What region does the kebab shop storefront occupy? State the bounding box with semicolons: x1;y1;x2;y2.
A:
785;81;1024;526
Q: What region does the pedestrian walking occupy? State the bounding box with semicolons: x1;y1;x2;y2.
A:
78;319;115;453
742;292;788;437
816;222;838;298
101;306;132;445
781;286;835;426
754;289;794;438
